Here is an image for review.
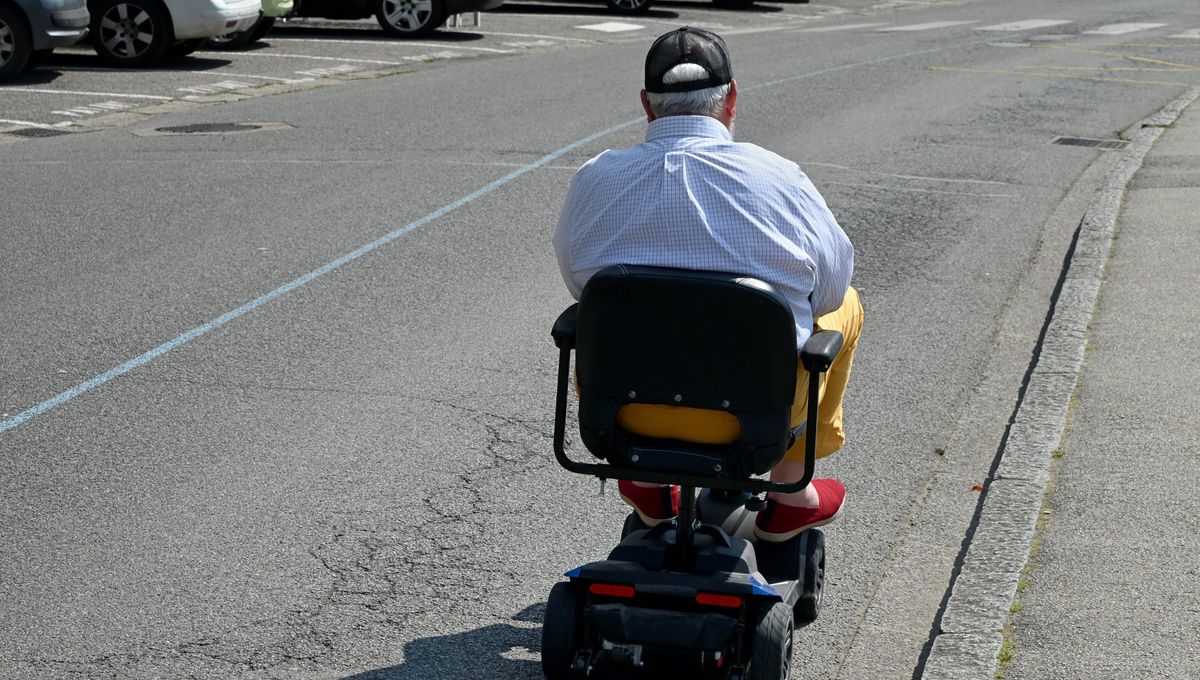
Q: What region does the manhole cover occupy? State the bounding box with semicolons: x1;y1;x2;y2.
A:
1053;136;1129;151
8;127;70;138
155;122;264;134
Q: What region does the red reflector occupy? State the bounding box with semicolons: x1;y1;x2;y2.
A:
226;20;238;28
589;583;635;598
695;592;743;608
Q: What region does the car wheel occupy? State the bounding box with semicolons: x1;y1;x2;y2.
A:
0;4;32;81
167;38;206;58
89;0;172;67
207;27;255;49
249;16;276;42
375;0;445;38
604;0;654;15
24;48;53;71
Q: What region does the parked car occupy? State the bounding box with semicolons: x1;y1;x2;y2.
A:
85;0;261;67
288;0;502;39
0;0;89;80
207;0;291;49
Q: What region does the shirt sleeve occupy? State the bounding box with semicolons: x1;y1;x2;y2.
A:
552;168;586;300
795;168;854;317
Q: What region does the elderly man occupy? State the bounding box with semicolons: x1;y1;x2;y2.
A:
553;27;863;543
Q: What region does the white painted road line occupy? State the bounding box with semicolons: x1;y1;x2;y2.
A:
576;22;645;33
0;118;64;129
794;23;888;33
976;20;1073;32
1170;29;1200;39
197;51;404;66
1085;23;1168;35
878;21;978;32
215;73;311;83
266;37;513;53
476;30;593;43
1;87;172;100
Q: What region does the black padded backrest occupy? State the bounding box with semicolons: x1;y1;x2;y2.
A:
575;265;799;476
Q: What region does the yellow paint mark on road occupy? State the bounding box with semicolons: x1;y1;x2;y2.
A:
1015;65;1200;73
1034;43;1200;71
929;66;1192;87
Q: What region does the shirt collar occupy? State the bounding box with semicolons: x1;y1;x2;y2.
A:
645;115;733;143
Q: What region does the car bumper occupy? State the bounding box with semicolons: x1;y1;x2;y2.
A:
175;1;263;40
445;0;503;13
44;27;88;47
260;0;294;18
50;5;90;30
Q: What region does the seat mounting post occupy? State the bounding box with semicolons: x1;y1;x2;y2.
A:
665;485;699;570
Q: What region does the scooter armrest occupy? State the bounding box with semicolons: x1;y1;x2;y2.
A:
800;330;843;373
552;303;579;350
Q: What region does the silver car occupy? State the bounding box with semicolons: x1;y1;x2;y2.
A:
0;0;89;80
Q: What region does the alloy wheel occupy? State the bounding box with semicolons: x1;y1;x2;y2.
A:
608;0;653;11
100;3;157;59
382;0;433;32
0;20;14;68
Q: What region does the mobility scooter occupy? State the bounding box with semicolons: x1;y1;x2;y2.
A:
544;265;844;680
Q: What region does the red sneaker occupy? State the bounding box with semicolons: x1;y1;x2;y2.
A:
753;478;846;543
618;480;680;527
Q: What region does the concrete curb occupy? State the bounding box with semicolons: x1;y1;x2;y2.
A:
918;85;1200;680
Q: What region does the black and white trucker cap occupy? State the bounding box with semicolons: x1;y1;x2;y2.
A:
644;27;733;94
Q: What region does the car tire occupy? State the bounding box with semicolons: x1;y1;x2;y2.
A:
167;38;206;58
24;48;53;71
0;4;32;81
249;16;276;42
604;0;655;15
207;27;255;50
712;0;755;8
375;0;445;38
89;0;172;68
209;15;274;49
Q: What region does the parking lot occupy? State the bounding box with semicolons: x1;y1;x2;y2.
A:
0;0;880;140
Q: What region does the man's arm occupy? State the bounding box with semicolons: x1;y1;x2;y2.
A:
795;171;854;317
552;170;587;301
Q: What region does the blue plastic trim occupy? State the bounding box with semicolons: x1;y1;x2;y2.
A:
749;575;779;597
565;567;583;578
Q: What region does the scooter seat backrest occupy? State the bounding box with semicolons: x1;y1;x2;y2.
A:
575;265;798;478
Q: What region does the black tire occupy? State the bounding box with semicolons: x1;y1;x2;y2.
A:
89;0;172;67
24;48;52;72
167;38;206;58
712;0;755;8
248;16;276;42
375;0;444;38
604;0;654;15
620;511;649;539
0;4;32;81
207;27;255;49
795;529;825;623
750;602;794;680
541;582;583;680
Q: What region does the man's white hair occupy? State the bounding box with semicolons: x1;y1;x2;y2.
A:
646;63;731;118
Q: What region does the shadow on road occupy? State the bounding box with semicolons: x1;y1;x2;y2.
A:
341;604;545;680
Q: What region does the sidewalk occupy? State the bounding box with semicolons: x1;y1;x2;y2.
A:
1001;103;1200;676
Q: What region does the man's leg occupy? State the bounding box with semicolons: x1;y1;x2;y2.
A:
756;287;863;541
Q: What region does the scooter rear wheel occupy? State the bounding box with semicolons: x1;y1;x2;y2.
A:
542;582;584;679
750;602;794;679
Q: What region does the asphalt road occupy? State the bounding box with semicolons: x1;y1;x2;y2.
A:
3;0;1200;678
